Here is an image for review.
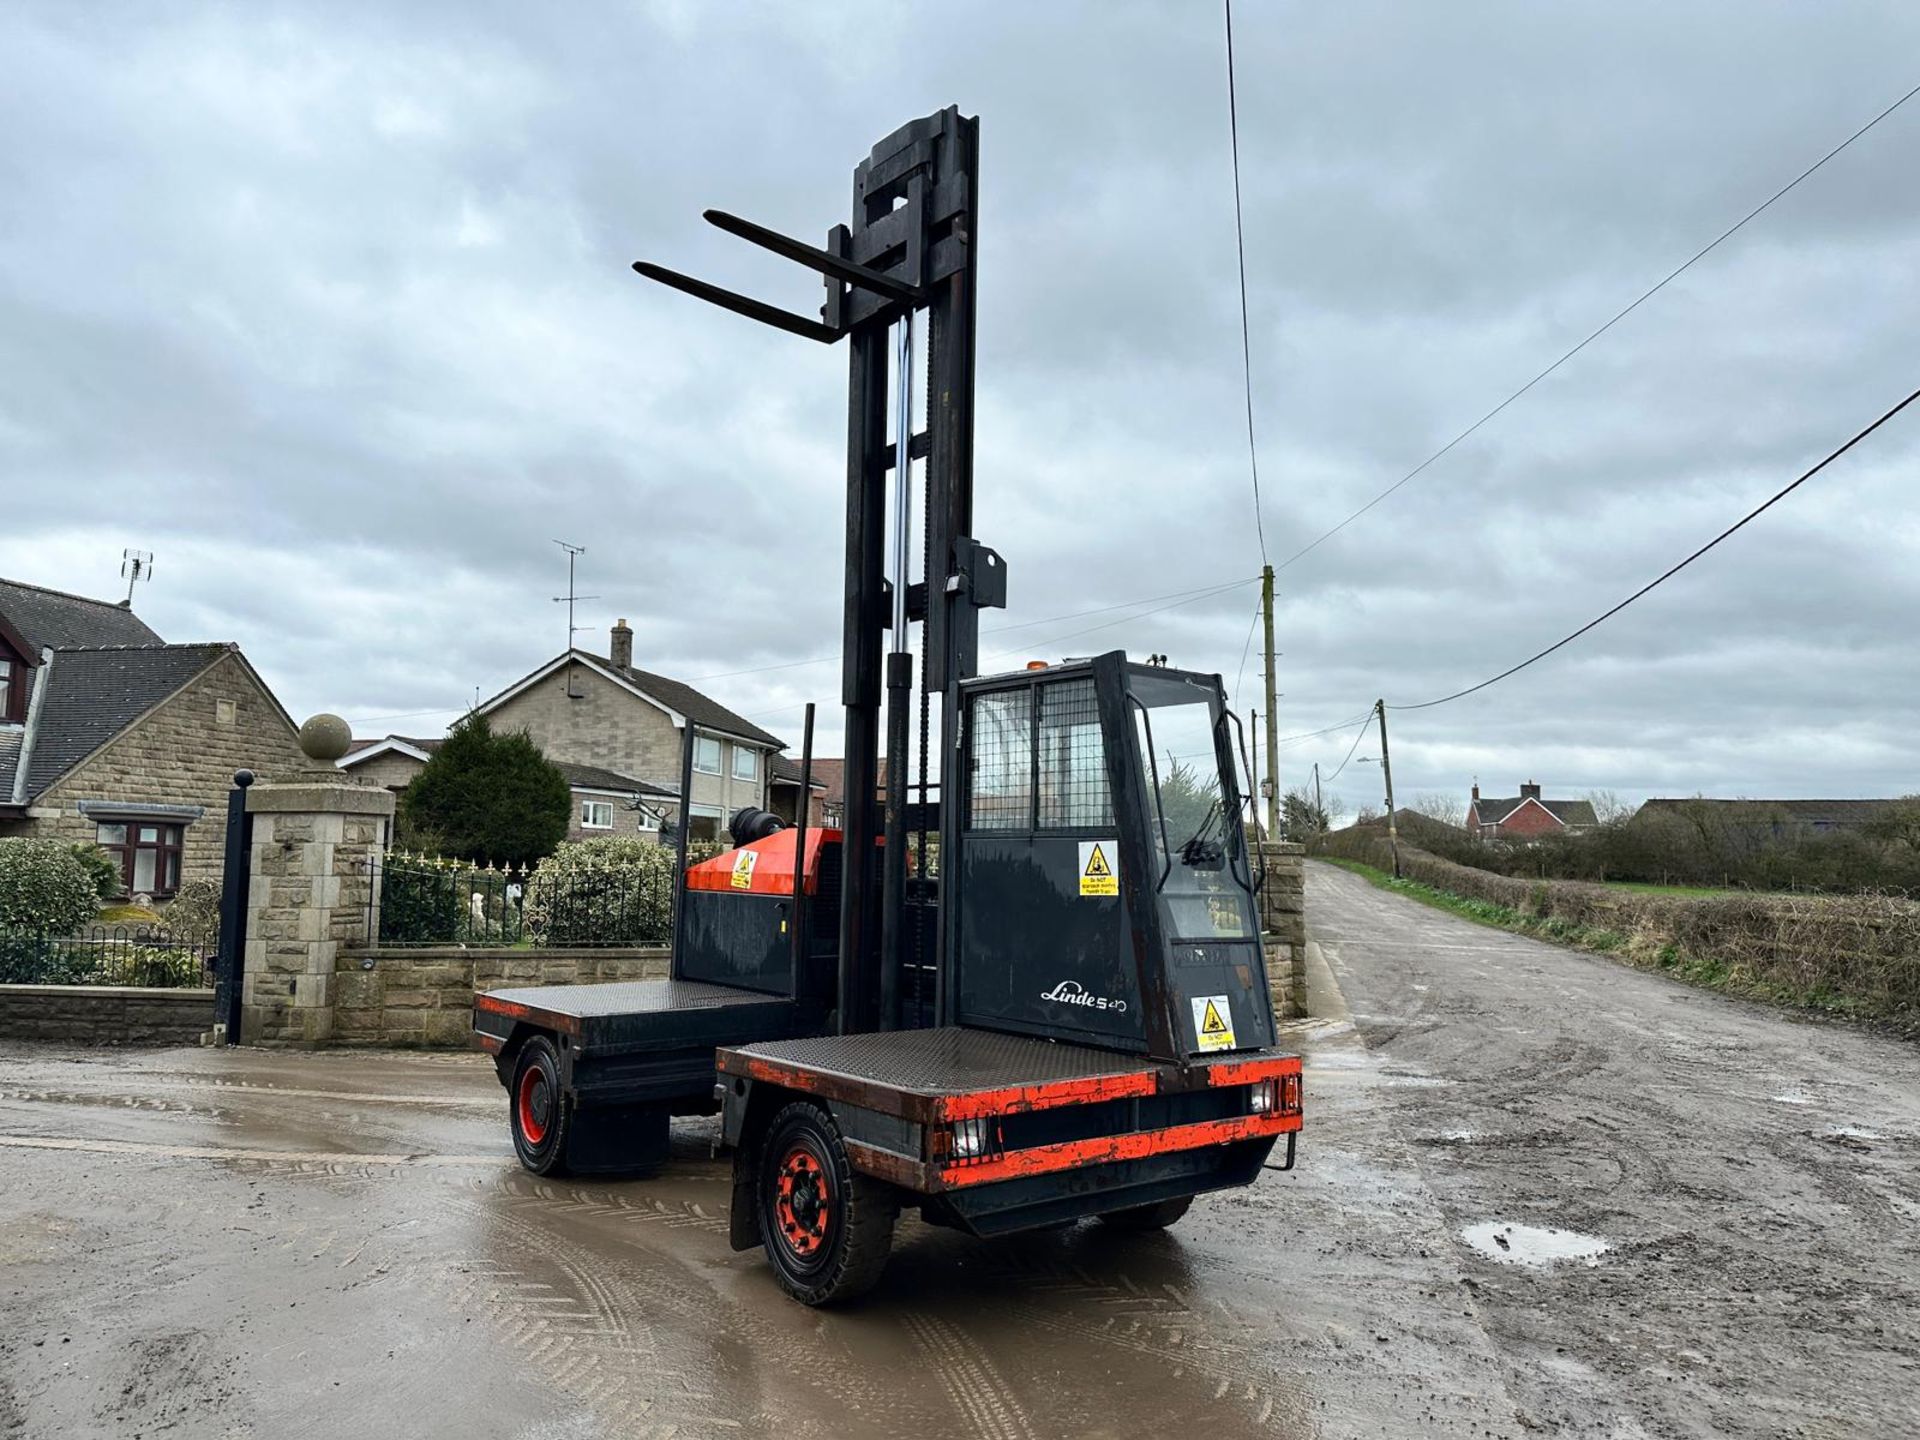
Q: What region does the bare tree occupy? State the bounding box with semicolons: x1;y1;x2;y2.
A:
1410;791;1464;828
1585;789;1634;826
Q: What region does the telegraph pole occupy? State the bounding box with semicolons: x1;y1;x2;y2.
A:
1261;564;1279;839
1312;761;1323;831
1375;698;1400;878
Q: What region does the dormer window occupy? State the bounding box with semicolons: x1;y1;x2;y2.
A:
0;655;20;724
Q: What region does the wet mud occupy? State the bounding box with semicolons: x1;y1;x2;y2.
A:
2;867;1913;1437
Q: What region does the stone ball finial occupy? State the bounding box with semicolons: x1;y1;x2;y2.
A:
298;713;354;762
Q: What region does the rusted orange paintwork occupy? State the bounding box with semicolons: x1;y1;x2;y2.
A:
472;995;581;1035
932;1110;1299;1190
1203;1055;1303;1088
936;1071;1160;1120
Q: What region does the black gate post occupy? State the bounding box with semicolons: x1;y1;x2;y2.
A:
213;769;256;1044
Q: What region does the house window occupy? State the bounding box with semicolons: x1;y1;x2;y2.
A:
732;745;758;782
0;657;19;724
687;804;725;844
580;800;615;830
693;735;722;774
95;821;184;898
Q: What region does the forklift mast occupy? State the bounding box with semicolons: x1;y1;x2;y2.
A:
637;110;1275;1066
636;108;1002;1038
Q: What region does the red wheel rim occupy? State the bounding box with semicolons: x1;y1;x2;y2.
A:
773;1142;832;1259
516;1065;551;1146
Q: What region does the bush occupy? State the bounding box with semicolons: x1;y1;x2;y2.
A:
524;836;678;946
0;838;101;935
165;879;222;946
399;714;571;868
379;866;466;945
69;843;123;899
125;945;206;987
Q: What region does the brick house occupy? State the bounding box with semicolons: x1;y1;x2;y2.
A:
1467;782;1597;840
0;577;319;899
338;733;678;842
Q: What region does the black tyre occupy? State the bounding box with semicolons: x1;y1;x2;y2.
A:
1097;1195;1193;1232
510;1036;571;1176
757;1101;896;1306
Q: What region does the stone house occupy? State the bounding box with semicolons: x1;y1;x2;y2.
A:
338;733;678;842
1467;781;1597;840
346;620;786;846
0;577;319;899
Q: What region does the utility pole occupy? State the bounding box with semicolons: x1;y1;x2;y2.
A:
1375;698;1399;878
1312;761;1323;831
1261;563;1279;839
1248;708;1261;833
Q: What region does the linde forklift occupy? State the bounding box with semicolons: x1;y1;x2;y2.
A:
473;109;1303;1305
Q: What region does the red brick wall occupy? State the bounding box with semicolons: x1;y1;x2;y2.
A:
1496;799;1564;838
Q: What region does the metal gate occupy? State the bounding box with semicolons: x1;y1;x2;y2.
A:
211;770;254;1044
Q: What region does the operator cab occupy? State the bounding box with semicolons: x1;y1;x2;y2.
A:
952;650;1274;1061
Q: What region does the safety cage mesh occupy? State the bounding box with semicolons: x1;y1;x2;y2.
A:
966;678;1113;831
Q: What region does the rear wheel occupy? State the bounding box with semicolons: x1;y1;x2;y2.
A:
510;1036;571;1176
1097;1195;1193;1232
757;1100;896;1305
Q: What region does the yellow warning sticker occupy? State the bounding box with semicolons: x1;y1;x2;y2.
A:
730;849;758;890
1078;840;1119;897
1192;995;1236;1052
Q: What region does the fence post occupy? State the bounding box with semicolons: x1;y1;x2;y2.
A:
211;769;255;1045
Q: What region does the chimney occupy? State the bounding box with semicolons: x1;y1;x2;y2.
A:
610;618;633;671
1471;783;1480;803
1520;780;1541;801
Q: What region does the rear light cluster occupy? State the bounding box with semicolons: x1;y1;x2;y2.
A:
932;1116;1002;1165
1247;1074;1303;1117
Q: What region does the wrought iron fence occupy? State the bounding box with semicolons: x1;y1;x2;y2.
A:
0;925;216;988
370;848;687;948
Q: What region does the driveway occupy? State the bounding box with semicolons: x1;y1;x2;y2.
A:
0;866;1913;1437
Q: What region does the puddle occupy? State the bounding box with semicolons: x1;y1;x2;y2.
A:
1433;1130;1480;1143
1381;1074;1451;1089
1462;1221;1610;1269
1770;1092;1813;1106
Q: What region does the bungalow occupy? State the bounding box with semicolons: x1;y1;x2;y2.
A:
1467;781;1597;840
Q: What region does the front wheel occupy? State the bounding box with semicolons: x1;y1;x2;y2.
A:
757;1101;896;1305
1097;1195;1193;1232
510;1036;571;1176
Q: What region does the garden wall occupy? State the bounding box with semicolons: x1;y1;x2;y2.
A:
330;947;671;1047
1314;832;1920;1029
0;984;213;1045
1258;842;1308;1019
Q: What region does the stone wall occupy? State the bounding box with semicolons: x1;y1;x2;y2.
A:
25;651;325;889
331;947;671;1047
340;750;425;794
0;984;212;1045
1258;842;1308;1019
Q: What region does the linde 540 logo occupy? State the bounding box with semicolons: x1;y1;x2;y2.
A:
1039;980;1128;1013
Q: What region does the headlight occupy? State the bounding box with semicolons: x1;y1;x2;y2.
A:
951;1117;989;1158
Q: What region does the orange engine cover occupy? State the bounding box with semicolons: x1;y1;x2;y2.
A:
684;827;841;897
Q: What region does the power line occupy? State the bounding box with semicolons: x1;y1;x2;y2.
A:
1222;0;1269;567
1232;601;1261;706
1272;74;1920;577
688;577;1259;683
986;575;1260;661
1275;710;1376;747
1389;383;1920;712
1323;711;1374;784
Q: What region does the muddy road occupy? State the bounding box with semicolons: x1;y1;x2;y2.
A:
1;864;1914;1438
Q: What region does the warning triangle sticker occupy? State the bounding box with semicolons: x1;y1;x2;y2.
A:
1200;999;1229;1036
1083;844;1113;879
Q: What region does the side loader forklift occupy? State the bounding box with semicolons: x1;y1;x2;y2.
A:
474;109;1302;1304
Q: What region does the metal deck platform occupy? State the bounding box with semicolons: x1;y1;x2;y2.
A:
732;1026;1161;1094
483;979;792;1019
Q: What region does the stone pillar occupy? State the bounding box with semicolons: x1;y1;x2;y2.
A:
1258;841;1308;1020
240;780;394;1045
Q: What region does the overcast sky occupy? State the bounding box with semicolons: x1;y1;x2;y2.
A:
4;1;1917;815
